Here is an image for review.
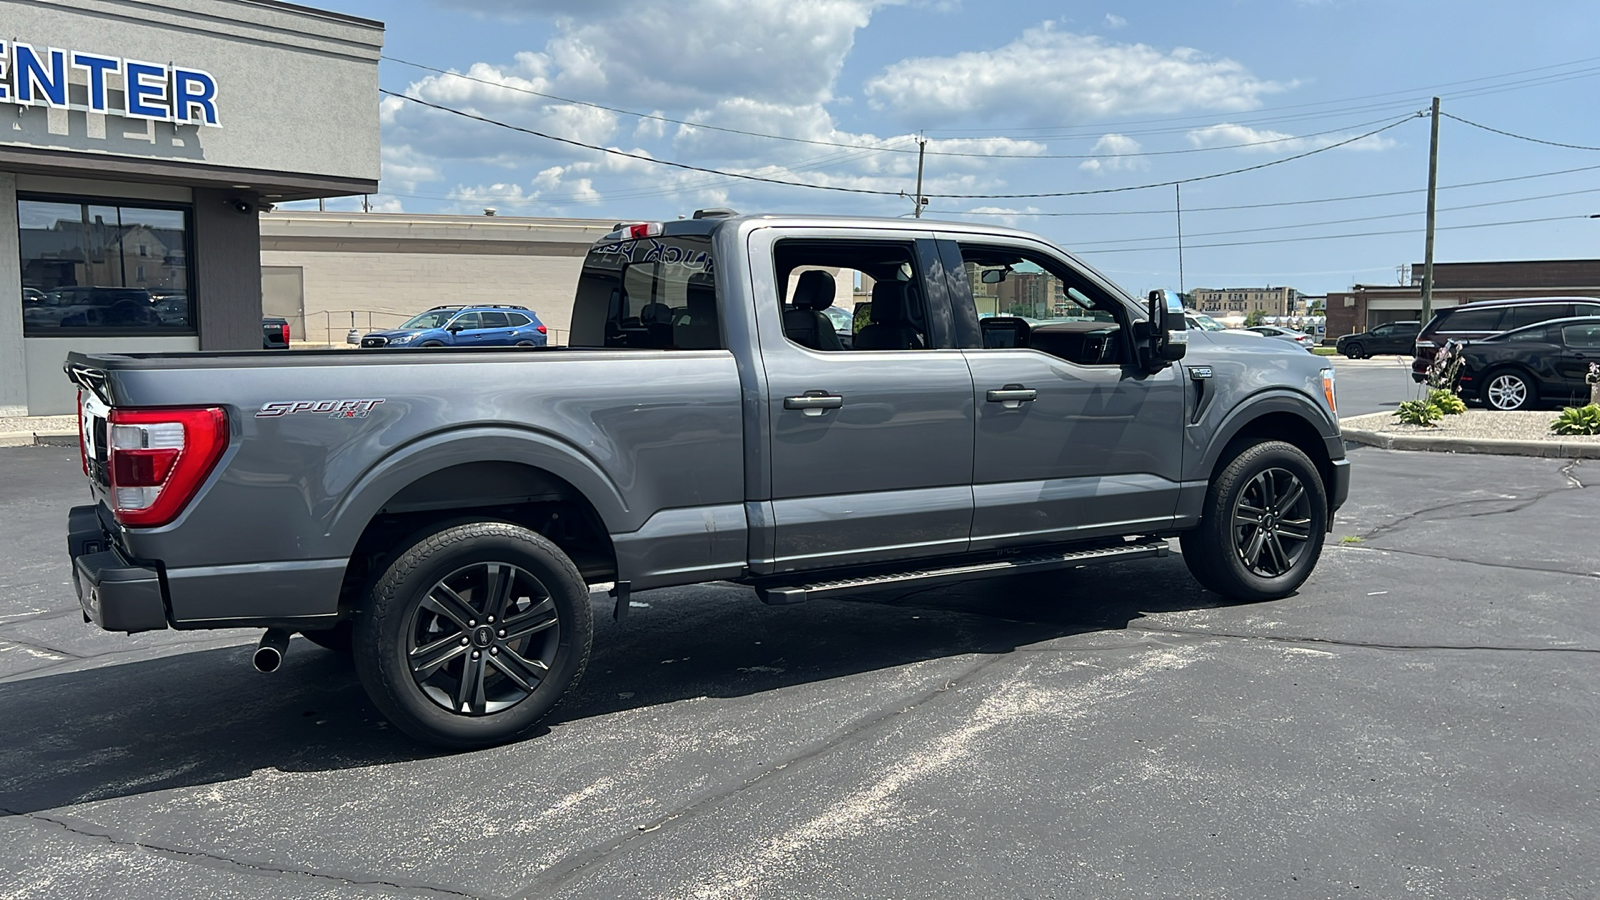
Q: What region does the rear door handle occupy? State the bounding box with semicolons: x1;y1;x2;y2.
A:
986;385;1037;408
784;392;844;416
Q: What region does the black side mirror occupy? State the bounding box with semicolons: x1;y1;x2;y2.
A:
1143;290;1188;370
447;323;465;333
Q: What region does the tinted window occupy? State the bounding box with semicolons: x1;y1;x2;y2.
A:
479;311;510;328
451;312;482;329
1499;326;1550;342
505;313;531;327
1441;308;1507;332
1508;305;1571;328
1574;303;1600;318
1562;323;1600;349
18;197;192;335
570;234;720;350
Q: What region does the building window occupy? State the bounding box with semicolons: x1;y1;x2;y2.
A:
17;196;193;336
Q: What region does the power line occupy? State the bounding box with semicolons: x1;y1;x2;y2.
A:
1440;111;1600;152
1078;214;1589;255
379;89;1423;199
382;56;1402;160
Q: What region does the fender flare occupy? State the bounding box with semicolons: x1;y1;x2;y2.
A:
323;425;630;557
1199;389;1340;477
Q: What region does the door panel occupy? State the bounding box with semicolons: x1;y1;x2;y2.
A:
751;229;976;574
964;350;1185;549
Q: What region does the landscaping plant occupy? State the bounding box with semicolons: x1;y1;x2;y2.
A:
1395;399;1444;426
1427;388;1467;415
1550;404;1600;437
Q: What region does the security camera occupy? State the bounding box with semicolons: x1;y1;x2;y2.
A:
228;198;254;215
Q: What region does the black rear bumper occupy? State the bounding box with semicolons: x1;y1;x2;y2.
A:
69;505;168;633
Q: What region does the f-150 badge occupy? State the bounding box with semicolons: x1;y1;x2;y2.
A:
257;399;385;419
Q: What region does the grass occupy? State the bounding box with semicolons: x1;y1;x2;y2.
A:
1312;346;1338;356
1339;535;1364;544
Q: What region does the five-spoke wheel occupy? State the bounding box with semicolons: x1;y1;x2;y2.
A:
354;521;592;748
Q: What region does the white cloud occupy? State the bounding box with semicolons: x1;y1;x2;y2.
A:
1078;133;1147;174
381;145;442;192
864;22;1287;124
1104;13;1127;28
1185;122;1395;153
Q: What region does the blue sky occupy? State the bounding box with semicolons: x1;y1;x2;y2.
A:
305;0;1600;297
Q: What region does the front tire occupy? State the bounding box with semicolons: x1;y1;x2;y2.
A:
1180;441;1328;602
1342;342;1366;359
353;521;593;749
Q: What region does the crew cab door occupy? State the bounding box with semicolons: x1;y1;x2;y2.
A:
748;229;975;573
940;237;1185;550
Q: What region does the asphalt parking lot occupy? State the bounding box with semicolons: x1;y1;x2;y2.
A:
2;437;1595;899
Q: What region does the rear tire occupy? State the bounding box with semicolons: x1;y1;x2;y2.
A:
353;521;593;749
1180;441;1328;602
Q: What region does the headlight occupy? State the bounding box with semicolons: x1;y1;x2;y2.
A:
389;333;418;344
1320;367;1337;415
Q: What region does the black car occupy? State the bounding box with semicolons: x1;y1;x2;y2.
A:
1413;296;1600;381
1336;320;1419;359
262;316;291;349
1455;317;1600;410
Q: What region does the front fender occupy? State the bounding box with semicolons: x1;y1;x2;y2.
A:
325;425;630;556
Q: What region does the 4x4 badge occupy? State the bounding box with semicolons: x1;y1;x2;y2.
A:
257;399;385;419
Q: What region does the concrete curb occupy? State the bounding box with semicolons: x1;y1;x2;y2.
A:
1342;427;1600;459
0;432;77;449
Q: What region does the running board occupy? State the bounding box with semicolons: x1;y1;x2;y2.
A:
755;538;1169;605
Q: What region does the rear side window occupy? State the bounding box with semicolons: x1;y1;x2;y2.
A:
1574;303;1600;318
479;311;510;328
1441;307;1507;332
1508;305;1570;328
570;235;720;350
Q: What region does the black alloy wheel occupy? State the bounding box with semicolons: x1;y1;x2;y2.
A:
1342;342;1366;359
1181;441;1328;602
354;521;592;748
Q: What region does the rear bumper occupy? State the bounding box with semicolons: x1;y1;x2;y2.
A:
70;506;168;633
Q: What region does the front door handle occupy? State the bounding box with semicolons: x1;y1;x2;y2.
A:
986;384;1037;409
784;392;844;417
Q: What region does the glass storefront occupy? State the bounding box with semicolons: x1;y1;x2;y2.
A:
17;197;194;336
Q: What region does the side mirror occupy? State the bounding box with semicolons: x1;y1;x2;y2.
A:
447;323;465;333
1143;289;1188;369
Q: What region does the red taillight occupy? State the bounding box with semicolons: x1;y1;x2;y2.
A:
278;322;290;343
107;406;228;527
537;325;547;334
77;392;89;476
619;222;662;240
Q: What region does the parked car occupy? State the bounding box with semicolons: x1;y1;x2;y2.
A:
1336;321;1420;359
1245;324;1317;351
262;316;290;349
1454;317;1600;410
360;305;549;348
1412;296;1600;382
65;211;1348;748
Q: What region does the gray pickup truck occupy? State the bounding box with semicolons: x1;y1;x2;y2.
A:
65;212;1349;748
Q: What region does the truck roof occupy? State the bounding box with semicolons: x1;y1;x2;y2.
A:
608;212;1051;244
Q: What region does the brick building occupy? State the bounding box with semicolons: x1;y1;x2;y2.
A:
1325;259;1600;338
1191;285;1302;317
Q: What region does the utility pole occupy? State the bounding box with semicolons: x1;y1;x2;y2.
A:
1421;97;1441;328
913;135;927;218
1174;183;1186;295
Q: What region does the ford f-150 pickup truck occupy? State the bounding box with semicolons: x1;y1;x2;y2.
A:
65;212;1350;748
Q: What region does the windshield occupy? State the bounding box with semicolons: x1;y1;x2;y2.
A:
1188;313;1226;332
400;310;457;330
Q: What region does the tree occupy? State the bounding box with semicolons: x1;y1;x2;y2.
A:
1244;309;1267;327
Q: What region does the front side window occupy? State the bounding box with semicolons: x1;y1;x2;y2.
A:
960;243;1128;366
19;197;193;335
450;312;482;330
1562;323;1600;349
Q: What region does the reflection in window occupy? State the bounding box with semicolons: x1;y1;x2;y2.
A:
18;198;192;334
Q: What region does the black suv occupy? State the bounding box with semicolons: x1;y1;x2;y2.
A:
1412;297;1600;382
1336;320;1419;359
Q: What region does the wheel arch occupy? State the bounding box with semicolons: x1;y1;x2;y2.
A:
1202;398;1339;504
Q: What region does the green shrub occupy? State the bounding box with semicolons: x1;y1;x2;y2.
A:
1427;389;1467;415
1395;399;1443;427
1550;404;1600;436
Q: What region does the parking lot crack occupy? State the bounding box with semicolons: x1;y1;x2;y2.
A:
1336;542;1600;580
1116;625;1599;656
512;653;1008;898
0;805;488;899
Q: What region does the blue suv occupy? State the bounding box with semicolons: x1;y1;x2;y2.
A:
360;305;549;348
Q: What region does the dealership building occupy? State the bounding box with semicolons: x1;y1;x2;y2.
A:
0;0;383;416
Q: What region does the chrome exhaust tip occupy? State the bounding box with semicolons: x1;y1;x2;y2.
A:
253;628;291;673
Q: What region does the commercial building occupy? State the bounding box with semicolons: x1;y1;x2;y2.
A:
1;0;383;416
1325;259;1600;337
1191;286;1302;317
259;212;617;345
